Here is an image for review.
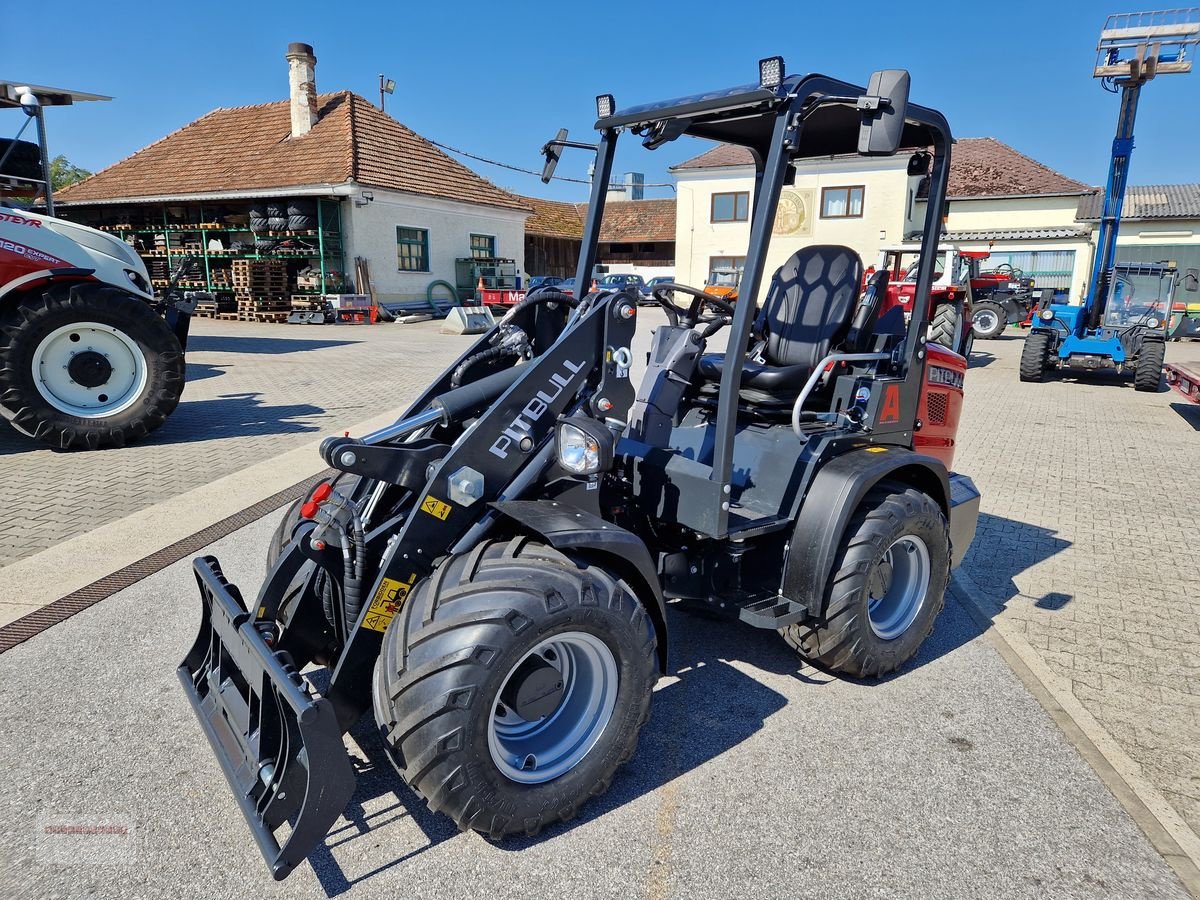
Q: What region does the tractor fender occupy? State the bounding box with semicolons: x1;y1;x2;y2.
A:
0;267;96;306
490;499;669;672
782;447;951;619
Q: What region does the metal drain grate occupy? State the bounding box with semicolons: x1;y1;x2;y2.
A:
0;471;332;655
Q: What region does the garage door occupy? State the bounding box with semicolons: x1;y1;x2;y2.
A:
983;249;1076;290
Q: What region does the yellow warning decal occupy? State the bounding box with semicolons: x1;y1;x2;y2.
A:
363;573;417;633
865;446;888;453
420;495;453;520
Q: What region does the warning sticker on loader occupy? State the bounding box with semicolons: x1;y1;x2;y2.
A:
420;495;453;520
363;573;417;633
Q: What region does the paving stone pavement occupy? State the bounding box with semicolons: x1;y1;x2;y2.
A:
956;333;1200;839
0;319;472;566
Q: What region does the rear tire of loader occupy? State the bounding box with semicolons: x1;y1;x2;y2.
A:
780;480;949;679
0;282;185;449
372;536;657;838
1134;340;1165;392
1019;333;1052;382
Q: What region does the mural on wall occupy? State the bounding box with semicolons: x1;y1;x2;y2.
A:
773;189;813;237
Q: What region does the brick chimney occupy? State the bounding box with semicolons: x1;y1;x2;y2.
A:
286;42;318;137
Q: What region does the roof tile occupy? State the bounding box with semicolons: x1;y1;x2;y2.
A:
57;92;528;211
674;137;1090;198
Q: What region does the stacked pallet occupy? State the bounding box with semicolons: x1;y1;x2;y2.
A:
232;260;290;322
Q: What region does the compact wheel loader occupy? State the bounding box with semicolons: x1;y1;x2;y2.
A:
179;60;981;880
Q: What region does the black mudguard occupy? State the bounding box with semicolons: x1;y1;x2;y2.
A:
177;557;356;881
782;448;978;618
491;499;669;671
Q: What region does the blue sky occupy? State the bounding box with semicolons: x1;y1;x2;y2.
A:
5;1;1197;201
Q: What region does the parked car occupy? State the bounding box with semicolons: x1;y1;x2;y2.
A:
528;275;564;291
599;273;648;297
556;277;579;296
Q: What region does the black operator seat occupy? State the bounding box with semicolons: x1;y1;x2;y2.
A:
697;245;866;406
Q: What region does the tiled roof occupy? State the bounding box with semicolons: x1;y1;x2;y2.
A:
1076;184;1200;221
524;197;584;238
56;92;528;212
522;197;676;242
672;144;755;170
600;198;675;242
674;137;1090;198
947;138;1089;198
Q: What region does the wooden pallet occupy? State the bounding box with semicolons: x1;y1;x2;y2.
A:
239;311;290;323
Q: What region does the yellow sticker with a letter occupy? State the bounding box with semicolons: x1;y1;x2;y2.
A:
363;573;417;633
420;495;453;520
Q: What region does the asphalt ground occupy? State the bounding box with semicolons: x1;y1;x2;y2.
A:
0;509;1188;899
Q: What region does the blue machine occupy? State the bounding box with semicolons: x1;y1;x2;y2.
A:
1020;9;1200;389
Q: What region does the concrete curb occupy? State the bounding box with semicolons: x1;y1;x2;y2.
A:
0;405;408;622
951;568;1200;897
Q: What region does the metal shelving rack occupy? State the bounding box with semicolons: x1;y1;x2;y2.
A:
91;197;345;296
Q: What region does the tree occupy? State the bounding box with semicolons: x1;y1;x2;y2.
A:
49;155;92;191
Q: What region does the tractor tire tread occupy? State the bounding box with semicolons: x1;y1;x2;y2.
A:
1019;332;1052;382
1134;340;1165;392
780;481;949;679
0;282;184;449
372;537;656;838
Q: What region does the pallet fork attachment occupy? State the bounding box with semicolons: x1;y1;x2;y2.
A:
177;557;356;881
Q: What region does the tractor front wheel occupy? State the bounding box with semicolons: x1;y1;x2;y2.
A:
1019;333;1052;382
372;536;657;838
1134;341;1165;392
971;301;1007;340
0;282;185;449
780;481;949;678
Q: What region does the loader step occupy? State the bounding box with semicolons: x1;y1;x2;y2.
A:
738;595;810;628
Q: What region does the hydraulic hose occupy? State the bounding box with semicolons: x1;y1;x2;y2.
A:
450;344;524;389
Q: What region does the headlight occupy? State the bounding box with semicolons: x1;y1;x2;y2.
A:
1039;309;1055;322
555;418;614;476
1146;317;1160;328
557;423;602;474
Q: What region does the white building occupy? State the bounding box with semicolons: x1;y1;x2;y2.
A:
57;43;529;307
672;138;1095;300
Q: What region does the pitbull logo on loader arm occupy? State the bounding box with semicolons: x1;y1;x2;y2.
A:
489;358;586;459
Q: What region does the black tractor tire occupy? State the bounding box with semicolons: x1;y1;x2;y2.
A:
780;481;950;679
929;302;964;353
971;301;1007;340
372;536;657;838
1134;340;1165;392
0;282;185;450
1019;333;1052;382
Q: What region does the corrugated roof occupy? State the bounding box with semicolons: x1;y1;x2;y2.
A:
521;197;676;242
674;137;1090;198
909;226;1092;242
57;92;528;212
1076;184;1200;221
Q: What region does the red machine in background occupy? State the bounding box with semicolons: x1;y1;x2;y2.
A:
868;244;980;355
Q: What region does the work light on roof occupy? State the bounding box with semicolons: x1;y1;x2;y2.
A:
758;56;785;88
596;93;615;119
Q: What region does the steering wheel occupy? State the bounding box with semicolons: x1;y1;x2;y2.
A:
651;282;736;328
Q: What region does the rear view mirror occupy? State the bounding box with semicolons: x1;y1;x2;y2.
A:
858;69;910;156
1185;268;1199;292
540;128;568;184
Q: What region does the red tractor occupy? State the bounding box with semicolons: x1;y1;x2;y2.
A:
867;244;981;356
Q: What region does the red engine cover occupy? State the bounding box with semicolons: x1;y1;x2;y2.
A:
914;343;966;469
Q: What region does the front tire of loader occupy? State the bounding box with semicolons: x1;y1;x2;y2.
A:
780;481;950;678
0;282;185;449
1019;333;1052;382
372;536;657;838
1134;340;1165;392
